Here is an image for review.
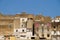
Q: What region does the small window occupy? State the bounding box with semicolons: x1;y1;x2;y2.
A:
47;34;50;37
31;37;35;39
22;30;24;32
53;26;56;28
42;34;44;37
30;18;33;20
28;18;33;20
16;30;18;32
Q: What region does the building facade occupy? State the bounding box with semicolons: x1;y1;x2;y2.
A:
0;12;60;40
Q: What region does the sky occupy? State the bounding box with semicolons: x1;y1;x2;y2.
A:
0;0;60;17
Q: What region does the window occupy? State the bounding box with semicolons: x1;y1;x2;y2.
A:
16;30;18;32
31;37;35;39
53;26;56;28
41;34;44;37
28;18;33;20
22;30;24;32
30;18;33;20
47;34;50;37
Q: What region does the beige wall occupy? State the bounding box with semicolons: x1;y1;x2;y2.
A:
27;19;33;28
14;17;20;29
0;19;14;35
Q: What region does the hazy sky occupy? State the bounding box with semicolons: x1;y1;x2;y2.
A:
0;0;60;17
